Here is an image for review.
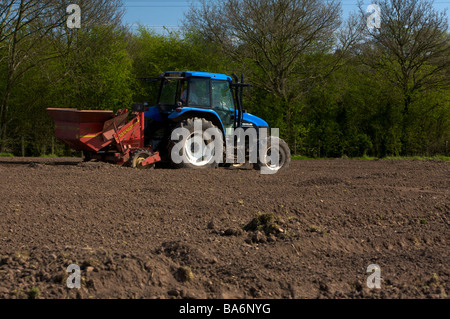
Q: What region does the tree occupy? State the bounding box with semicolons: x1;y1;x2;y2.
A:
130;26;229;78
129;26;231;105
60;26;134;110
0;0;124;152
184;0;359;145
356;0;450;153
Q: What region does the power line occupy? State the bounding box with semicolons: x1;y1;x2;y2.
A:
128;25;182;28
121;5;195;7
119;2;450;7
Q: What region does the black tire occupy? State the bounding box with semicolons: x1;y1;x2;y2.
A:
227;146;254;170
130;149;155;169
256;136;291;172
82;151;92;162
228;162;254;170
167;117;221;169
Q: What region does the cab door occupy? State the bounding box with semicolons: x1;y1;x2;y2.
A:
211;80;236;129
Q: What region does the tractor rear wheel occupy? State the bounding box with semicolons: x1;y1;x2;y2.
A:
256;136;291;172
130;149;155;169
167;117;221;169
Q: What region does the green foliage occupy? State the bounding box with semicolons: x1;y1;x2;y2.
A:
2;26;135;156
243;212;282;235
59;26;135;111
0;6;448;158
383;155;450;161
291;155;316;160
131;27;230;78
130;27;232;105
0;152;13;157
28;287;40;299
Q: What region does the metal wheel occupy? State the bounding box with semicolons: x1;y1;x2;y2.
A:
130;149;155;169
257;136;291;172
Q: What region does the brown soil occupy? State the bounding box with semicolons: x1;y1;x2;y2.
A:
0;157;448;299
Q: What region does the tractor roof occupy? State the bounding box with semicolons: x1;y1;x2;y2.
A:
163;71;232;82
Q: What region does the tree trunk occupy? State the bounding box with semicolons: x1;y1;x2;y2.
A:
401;94;412;155
283;98;293;146
0;65;15;153
0;86;12;153
21;135;25;157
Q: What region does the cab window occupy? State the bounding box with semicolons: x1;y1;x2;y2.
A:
212;80;235;128
188;78;210;107
159;79;179;105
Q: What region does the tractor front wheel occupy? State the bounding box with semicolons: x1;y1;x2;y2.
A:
256;136;291;172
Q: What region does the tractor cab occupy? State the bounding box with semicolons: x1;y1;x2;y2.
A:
141;71;269;132
151;71;247;130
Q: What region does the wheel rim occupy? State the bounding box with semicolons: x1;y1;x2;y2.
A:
263;145;285;170
184;132;214;166
134;154;152;169
136;156;146;168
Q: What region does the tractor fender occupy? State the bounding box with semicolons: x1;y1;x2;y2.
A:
144;106;163;122
168;108;226;136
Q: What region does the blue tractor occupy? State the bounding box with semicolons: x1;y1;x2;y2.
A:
140;71;291;171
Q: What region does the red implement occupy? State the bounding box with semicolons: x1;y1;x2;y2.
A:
46;107;160;168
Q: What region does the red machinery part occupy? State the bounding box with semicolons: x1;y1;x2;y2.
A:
46;108;114;152
46;108;160;167
141;152;161;167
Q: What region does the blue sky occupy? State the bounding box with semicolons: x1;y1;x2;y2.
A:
121;0;449;33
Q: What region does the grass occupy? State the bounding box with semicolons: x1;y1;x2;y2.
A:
382;155;450;162
40;154;59;158
176;266;194;282
0;152;14;157
0;153;60;158
291;155;315;160
243;212;282;235
291;155;450;162
28;287;40;299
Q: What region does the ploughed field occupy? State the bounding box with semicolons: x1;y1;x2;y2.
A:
0;157;448;299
